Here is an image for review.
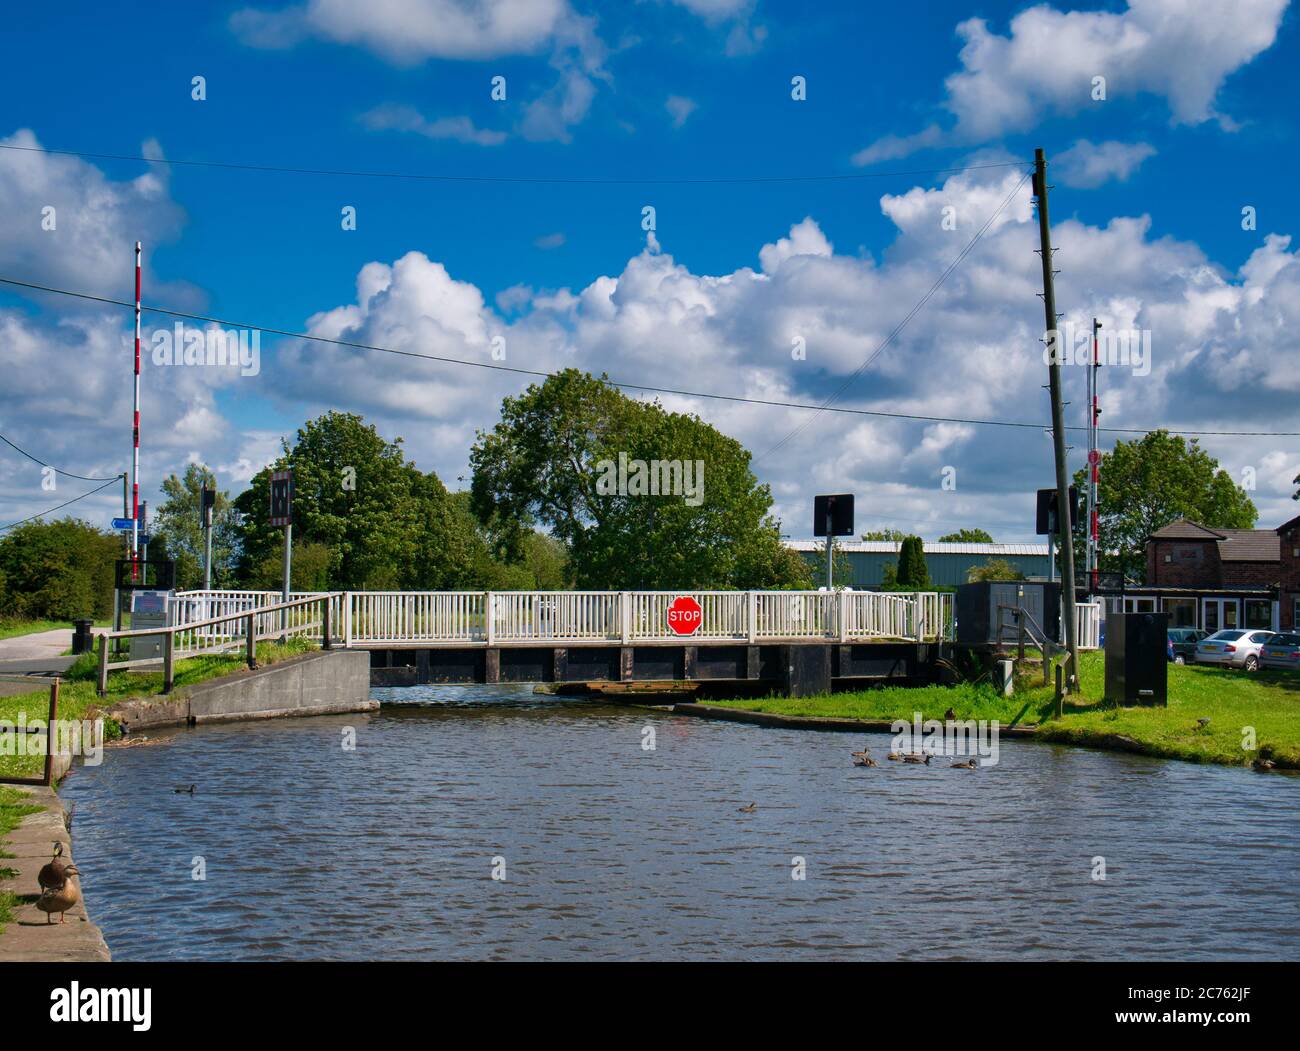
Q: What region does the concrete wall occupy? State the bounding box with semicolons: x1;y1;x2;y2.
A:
109;649;375;732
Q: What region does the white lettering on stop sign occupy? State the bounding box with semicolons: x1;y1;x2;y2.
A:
666;596;702;636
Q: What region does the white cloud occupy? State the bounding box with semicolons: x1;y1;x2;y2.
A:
359;104;506;146
853;0;1289;160
0;128;189;303
1055;139;1156;188
257;168;1300;540
231;0;575;63
665;95;698;128
534;232;566;250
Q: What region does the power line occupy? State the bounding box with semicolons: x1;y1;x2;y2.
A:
0;476;123;532
0;274;1297;438
0;141;1029;186
756;169;1035;462
0;428;123;481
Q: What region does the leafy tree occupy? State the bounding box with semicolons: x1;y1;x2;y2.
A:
152;463;240;589
0;518;120;619
234;411;513;590
246;540;334;591
470;370;810;589
1071;430;1257;583
895;535;931;589
861;528;907;541
938;528;994;543
967;558;1025;582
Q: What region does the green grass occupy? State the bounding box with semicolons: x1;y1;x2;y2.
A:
702;651;1300;769
0;785;42;931
0;637;319;779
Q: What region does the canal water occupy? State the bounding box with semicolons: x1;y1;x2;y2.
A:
60;685;1300;961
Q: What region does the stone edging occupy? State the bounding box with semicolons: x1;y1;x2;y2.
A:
0;784;111;962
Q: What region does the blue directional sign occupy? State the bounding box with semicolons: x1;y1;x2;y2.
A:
111;518;137;532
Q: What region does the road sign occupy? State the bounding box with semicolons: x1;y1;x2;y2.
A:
269;469;293;527
1036;486;1079;535
111;517;136;532
137;534;152;547
814;494;854;537
666;595;703;636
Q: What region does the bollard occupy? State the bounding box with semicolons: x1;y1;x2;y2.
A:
71;618;94;655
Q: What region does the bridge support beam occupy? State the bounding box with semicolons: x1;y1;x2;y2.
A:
779;644;832;698
485;648;500;685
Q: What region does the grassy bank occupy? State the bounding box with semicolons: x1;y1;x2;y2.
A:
0;638;319;779
702;651;1300;769
0;786;42;931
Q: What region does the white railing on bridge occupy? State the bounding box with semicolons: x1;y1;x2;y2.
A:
172;589;954;646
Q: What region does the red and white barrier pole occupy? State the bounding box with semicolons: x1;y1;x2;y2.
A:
132;241;142;582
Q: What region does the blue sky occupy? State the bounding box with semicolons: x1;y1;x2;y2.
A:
1;0;1297;543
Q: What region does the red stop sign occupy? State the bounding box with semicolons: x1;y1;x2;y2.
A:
666;595;703;636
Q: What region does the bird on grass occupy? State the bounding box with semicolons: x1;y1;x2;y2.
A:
173;784;196;795
950;758;978;770
1196;718;1211;730
944;708;957;721
1252;758;1276;772
902;754;932;765
35;860;81;925
738;802;757;813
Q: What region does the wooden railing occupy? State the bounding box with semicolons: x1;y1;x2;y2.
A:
97;593;337;696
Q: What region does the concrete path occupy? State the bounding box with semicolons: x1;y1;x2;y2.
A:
0;785;111;962
0;628;99;696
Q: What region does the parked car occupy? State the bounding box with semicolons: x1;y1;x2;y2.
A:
1260;633;1300;671
1195;629;1275;671
1167;627;1207;664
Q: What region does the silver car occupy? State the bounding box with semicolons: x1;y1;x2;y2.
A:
1195;629;1275;671
1260;633;1300;671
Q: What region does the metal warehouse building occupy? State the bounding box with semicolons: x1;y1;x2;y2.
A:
785;540;1052;588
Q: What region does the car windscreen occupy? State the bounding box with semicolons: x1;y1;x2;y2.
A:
1207;630;1245;641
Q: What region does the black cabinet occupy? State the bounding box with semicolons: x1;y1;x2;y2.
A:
1104;612;1168;706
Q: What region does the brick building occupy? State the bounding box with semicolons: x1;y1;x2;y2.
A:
1097;518;1282;632
1278;514;1300;632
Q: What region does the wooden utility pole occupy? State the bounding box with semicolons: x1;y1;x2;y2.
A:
1033;147;1081;690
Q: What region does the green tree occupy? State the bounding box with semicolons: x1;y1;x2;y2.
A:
0;518;120;619
938;528;994;543
967;558;1024;582
1071;430;1257;583
234;411;508;590
152;463;240;589
470;370;810;590
861;528;907;541
895;535;931;589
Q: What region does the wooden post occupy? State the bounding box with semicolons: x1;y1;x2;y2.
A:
485;591;495;646
163;630;175;693
322;596;332;650
245;611;257;669
96;634;109;697
42;678;59;786
1054;663;1063;719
